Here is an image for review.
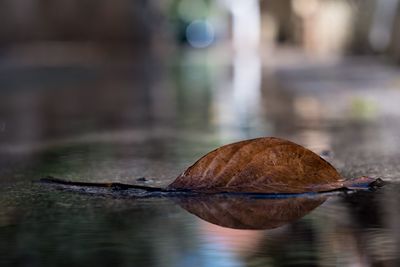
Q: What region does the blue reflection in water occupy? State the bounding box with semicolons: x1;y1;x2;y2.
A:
178;241;243;267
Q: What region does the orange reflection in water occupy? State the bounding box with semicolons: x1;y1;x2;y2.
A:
199;220;264;255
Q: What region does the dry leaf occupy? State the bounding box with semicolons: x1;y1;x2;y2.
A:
40;137;382;195
178;195;326;230
168;137;379;193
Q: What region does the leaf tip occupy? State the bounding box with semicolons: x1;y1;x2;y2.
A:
344;176;385;190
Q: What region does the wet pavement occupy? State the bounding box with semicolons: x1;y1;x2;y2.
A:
1;50;400;266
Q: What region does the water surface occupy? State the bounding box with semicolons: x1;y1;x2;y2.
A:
1;54;400;266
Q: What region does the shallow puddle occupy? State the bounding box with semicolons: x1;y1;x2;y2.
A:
1;56;400;266
0;180;396;267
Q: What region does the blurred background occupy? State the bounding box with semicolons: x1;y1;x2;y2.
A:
1;0;400;148
1;0;400;266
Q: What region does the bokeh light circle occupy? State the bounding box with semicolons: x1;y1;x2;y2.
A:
185;20;214;48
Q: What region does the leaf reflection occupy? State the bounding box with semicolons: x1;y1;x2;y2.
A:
178;195;326;230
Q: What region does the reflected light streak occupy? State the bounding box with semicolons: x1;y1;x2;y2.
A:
232;53;262;130
211;51;262;140
213;0;262;139
225;0;261;51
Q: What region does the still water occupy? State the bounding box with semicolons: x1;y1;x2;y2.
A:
1;52;400;266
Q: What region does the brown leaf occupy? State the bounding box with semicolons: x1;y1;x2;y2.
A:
168;137;377;193
39;137;382;195
178;195;326;230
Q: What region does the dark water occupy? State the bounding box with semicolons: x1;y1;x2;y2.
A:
1;53;400;266
0;181;397;267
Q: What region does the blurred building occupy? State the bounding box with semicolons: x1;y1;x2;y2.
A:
0;0;399;62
